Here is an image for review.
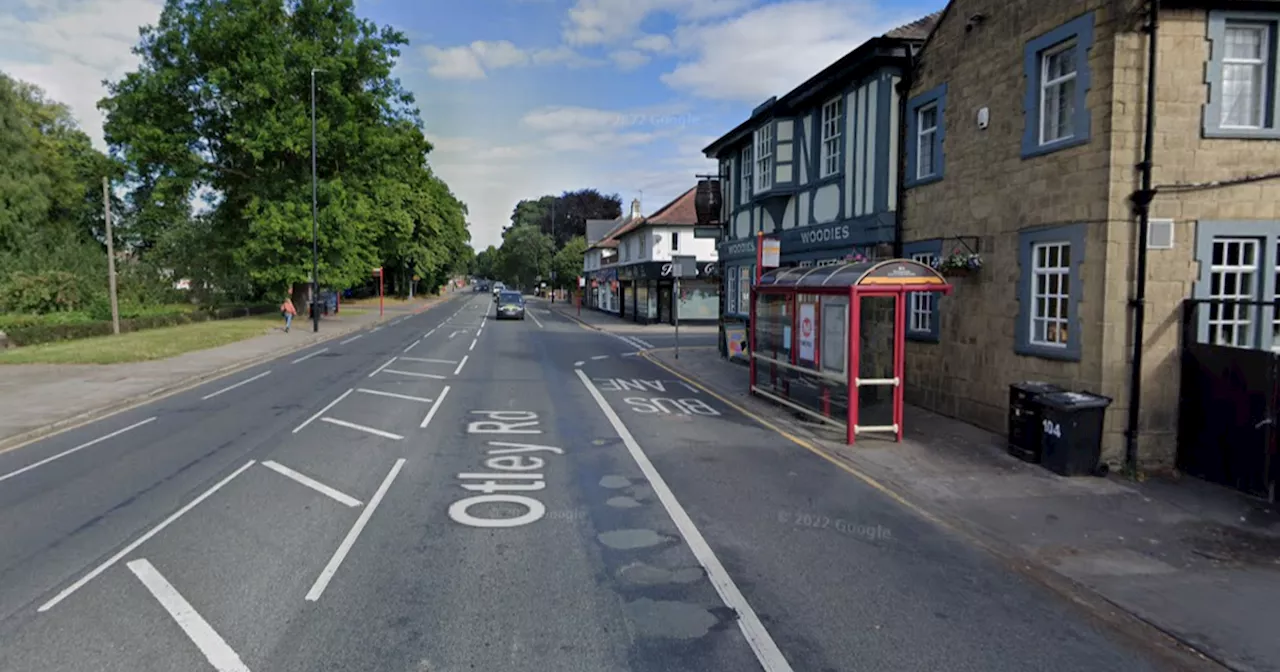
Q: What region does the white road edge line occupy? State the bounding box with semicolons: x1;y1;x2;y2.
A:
403;339;421;353
127;559;251;672
367;357;397;378
371;326;383;333
320;417;404;440
574;369;794;672
201;370;271;400
419;385;451;429
292;389;354;434
382;369;446;380
399;356;457;364
306;458;406;601
261;460;361;507
452;356;468;376
291;348;329;364
339;334;363;345
527;309;544;328
355;388;432;403
39;460;256;612
468;338;477;351
0;417;158;485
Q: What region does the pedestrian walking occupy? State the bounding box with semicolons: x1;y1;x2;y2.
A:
281;295;297;333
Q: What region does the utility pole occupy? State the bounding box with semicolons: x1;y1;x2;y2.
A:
102;177;120;335
550;199;556;302
310;68;323;333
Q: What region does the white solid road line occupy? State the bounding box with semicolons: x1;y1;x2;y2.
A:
39;460;257;612
356;388;432;403
399;356;457;364
340;334;363;345
367;357;397;378
291;348;329;364
127;559;251;672
527;309;544;328
320;417;404;440
261;460;362;507
403;339;421;353
292;389;354;434
306;458;406;601
452;355;468;376
419;385;451;429
0;417;157;485
382;369;446;380
574;369;794;672
201;370;271;401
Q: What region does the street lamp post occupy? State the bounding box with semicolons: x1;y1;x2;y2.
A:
310;67;324;332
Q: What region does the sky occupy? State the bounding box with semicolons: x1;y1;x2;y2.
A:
0;0;944;251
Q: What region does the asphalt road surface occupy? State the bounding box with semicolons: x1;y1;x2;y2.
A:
0;293;1168;672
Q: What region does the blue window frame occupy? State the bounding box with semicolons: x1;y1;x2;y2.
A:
1192;221;1280;351
1204;11;1280;139
1015;223;1086;361
1021;12;1095;158
904;84;947;187
903;239;942;342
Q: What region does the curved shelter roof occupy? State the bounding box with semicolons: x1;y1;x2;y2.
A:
757;259;951;292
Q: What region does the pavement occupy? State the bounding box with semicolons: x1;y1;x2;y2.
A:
0;295;453;452
644;345;1280;672
0;291;1224;671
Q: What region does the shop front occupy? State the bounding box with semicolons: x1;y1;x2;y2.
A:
717;219;892;360
616;259;720;325
588;267;619;315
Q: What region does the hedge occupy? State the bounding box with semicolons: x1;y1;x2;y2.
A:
1;304;278;348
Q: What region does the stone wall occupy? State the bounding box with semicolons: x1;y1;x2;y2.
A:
1097;7;1280;468
904;0;1280;469
902;0;1122;443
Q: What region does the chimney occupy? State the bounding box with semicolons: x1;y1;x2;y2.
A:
630;198;641;219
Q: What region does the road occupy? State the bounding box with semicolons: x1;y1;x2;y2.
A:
0;292;1167;672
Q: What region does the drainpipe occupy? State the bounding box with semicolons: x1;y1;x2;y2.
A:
1125;0;1160;476
893;45;915;259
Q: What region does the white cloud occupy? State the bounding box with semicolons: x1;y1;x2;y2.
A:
632;34;674;53
426;102;708;249
609;50;650;71
421;41;602;79
662;0;909;102
563;0;757;46
0;0;164;150
519;104;696;134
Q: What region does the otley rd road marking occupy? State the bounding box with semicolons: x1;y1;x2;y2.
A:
449;411;564;529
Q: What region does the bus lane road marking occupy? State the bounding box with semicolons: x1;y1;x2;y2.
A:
575;369;792;672
447;411;565;528
591;378;720;417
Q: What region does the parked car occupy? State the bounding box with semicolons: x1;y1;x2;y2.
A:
495;291;525;320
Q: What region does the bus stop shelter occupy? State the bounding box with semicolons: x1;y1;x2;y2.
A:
749;259;952;444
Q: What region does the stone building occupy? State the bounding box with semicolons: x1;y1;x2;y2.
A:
901;0;1280;472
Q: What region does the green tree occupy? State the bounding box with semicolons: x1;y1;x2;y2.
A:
473;245;498;279
100;0;470;301
551;236;587;290
495;225;554;289
0;72;122;312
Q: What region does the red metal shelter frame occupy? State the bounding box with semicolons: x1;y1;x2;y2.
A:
748;258;953;444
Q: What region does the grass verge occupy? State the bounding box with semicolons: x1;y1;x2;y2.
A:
0;315;281;365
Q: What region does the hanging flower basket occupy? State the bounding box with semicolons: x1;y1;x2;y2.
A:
932;249;983;277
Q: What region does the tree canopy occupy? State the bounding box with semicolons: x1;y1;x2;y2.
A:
489;189;618;290
99;0;471;301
